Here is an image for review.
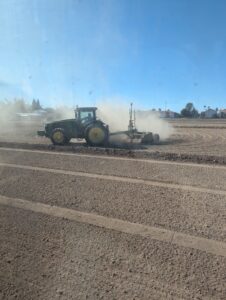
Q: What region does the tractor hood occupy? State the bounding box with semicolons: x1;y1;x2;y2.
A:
46;118;75;126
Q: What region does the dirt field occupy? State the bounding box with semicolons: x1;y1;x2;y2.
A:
0;119;226;299
1;118;226;158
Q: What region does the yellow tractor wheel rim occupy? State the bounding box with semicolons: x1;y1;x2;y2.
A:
53;131;64;143
88;127;105;143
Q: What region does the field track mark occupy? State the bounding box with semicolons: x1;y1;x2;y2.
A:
1;146;226;170
0;195;225;257
1;162;226;197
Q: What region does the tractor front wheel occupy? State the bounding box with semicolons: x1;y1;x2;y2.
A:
51;128;67;145
85;124;108;146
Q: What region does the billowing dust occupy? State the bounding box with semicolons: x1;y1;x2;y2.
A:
97;101;174;140
0;100;174;144
0;101;73;142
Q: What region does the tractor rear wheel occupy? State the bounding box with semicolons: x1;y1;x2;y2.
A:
153;134;160;144
85;124;108;146
51;128;67;145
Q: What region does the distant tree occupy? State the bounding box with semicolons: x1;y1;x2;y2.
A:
222;112;226;119
200;111;205;118
31;99;36;111
31;99;42;111
180;102;199;118
174;112;181;118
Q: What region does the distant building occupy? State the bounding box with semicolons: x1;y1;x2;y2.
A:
201;108;217;118
15;109;47;120
136;109;178;119
218;109;226;118
159;110;177;118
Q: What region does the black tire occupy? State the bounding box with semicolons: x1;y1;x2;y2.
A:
50;128;67;145
141;133;153;144
64;137;71;144
153;134;160;144
85;124;108;146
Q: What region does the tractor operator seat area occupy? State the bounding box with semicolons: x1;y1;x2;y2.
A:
75;107;97;124
80;111;94;121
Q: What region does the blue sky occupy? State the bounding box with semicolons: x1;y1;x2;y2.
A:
0;0;226;112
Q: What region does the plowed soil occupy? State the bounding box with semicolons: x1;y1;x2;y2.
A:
0;119;225;299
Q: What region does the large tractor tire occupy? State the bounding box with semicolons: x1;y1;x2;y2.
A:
153;133;160;144
85;124;108;146
141;133;153;144
64;137;71;144
51;128;68;145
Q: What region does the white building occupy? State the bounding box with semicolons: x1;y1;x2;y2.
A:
202;108;217;118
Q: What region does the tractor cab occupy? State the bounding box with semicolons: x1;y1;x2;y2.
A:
75;107;97;124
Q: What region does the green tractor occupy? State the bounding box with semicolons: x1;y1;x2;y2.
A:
37;107;109;146
38;104;160;146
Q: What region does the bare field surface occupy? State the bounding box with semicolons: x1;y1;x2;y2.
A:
0;166;225;241
0;206;226;300
169;118;226;128
1;148;226;190
0;119;226;299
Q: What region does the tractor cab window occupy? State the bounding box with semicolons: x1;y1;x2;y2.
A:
79;111;94;122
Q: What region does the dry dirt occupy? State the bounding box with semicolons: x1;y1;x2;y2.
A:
0;119;226;299
1;118;226;163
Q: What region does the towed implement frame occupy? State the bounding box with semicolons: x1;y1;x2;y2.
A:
109;103;160;144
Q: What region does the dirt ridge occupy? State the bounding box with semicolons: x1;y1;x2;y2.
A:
1;141;226;166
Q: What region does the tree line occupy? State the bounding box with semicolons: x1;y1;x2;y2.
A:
180;102;199;118
0;99;225;118
0;98;42;113
180;102;226;118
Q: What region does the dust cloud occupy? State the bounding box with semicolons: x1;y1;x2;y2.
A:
0;100;24;123
0;99;174;143
97;101;174;140
0;100;24;129
0;100;55;142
